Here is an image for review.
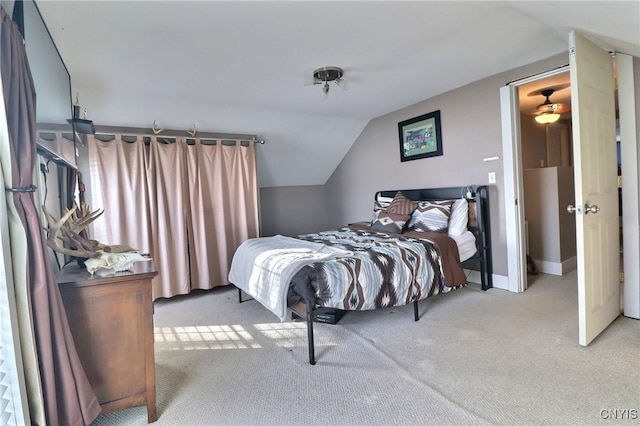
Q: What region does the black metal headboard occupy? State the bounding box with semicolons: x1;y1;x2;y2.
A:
375;186;492;291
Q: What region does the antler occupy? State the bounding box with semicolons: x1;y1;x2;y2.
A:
44;204;137;259
68;206;104;234
44;205;104;259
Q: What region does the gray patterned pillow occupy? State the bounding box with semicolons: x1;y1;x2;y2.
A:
371;211;410;234
407;200;454;233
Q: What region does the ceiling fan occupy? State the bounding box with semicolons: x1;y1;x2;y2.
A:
534;88;567;124
310;66;344;95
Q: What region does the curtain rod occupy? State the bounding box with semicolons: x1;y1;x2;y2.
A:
92;124;264;143
36;123;266;144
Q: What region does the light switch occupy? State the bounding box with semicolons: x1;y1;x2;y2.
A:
488;172;496;184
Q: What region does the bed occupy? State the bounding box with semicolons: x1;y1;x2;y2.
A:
229;185;492;364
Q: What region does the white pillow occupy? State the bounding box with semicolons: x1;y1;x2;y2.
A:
447;198;468;236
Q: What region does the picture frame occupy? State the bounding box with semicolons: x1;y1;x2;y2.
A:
398;110;443;162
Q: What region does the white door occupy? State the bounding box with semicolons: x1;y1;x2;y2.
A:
569;31;620;346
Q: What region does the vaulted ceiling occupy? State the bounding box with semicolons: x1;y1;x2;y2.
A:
34;1;640;187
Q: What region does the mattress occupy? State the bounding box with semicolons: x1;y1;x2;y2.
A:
451;230;477;262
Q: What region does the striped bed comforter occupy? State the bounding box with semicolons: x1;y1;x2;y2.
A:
229;225;467;320
287;225;467;311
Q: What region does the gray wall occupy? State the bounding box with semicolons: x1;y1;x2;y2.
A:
260;185;328;237
325;53;569;277
523;166;576;263
520;113;548;169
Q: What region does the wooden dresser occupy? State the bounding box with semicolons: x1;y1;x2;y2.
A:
57;261;158;423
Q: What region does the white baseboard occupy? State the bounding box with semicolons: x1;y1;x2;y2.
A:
465;270;509;290
532;256;577;276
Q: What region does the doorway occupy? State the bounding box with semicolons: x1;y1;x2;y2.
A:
517;71;577;286
500;54;639;320
499;65;571;294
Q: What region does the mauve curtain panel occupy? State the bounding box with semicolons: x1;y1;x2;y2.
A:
1;7;100;425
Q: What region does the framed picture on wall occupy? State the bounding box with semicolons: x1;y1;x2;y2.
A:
398;110;443;162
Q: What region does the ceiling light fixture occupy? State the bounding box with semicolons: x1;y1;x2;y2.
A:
534;89;561;124
534;112;560;124
312;66;344;95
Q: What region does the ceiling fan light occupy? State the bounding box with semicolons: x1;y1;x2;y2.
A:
535;112;560;124
312;66;344;96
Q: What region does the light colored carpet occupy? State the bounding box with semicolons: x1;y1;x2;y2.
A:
91;272;639;425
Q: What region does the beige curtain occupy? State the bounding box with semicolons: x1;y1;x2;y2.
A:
147;137;190;298
187;139;259;290
88;135;152;253
88;135;258;299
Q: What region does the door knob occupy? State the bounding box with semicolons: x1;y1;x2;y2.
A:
567;205;578;214
584;204;600;214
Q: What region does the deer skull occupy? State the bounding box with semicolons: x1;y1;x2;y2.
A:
84;251;151;275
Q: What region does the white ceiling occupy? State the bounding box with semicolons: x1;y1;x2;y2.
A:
35;1;640;187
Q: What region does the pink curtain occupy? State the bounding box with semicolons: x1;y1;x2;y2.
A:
88;135;258;299
1;7;100;425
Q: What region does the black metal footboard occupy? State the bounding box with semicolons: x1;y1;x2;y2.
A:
303;299;421;365
305;300;317;365
240;287;424;365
